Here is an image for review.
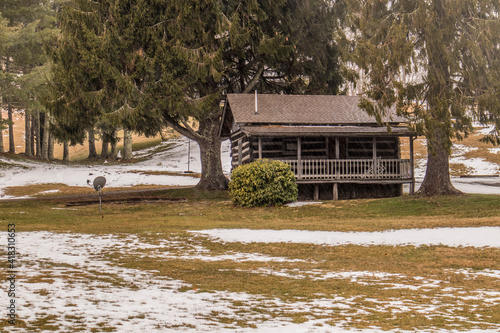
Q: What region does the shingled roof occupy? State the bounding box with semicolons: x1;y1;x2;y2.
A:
225;94;406;125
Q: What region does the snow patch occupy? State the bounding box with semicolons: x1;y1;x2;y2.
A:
191;227;500;248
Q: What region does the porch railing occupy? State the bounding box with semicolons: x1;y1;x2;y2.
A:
277;159;412;181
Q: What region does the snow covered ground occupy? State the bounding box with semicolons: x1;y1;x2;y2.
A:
3;137;500;332
192;227;500;248
9;229;500;332
0;138;232;199
1;136;500;198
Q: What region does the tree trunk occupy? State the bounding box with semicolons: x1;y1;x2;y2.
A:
35;110;41;157
0;96;4;153
25;112;32;156
8;100;14;153
110;130;118;159
41;113;49;160
63;141;70;161
417;134;462;196
88;128;97;159
166;115;228;190
123;129;133;159
48;132;55;161
101;136;109;159
194;118;229;190
30;114;35;156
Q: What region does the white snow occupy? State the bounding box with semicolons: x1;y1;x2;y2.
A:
285;201;322;207
191;227;500;248
476;125;496;135
9;230;500;332
0;138;232;199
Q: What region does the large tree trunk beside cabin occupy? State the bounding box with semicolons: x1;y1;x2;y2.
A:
417;135;462;196
25;112;32;156
195;118;229;190
123;129;132;159
8;101;14;153
63;141;70;161
88;128;97;159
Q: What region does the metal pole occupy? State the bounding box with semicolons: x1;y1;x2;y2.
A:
99;190;102;214
187;139;191;172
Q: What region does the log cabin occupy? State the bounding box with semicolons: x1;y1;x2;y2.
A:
219;93;417;200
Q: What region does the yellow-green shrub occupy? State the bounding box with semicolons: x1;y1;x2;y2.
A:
229;159;298;207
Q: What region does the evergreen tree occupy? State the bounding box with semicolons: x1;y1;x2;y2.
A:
0;11;17;153
49;0;344;189
0;0;60;157
341;0;500;195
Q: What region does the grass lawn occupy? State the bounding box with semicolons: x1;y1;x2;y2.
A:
1;189;499;332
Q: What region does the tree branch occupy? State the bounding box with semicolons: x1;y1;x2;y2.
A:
242;65;265;93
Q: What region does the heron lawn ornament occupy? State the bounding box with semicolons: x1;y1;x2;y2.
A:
87;176;106;213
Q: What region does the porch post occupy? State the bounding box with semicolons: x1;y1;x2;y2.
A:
333;183;339;201
410;136;415;194
373;137;377;177
335;137;340;159
314;184;319;200
333;137;340;200
258;137;262;159
297;137;302;180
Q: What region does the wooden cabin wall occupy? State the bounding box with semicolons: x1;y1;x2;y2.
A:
230;131;252;169
232;134;402;172
376;137;399;158
347;137;399;159
250;136;330;160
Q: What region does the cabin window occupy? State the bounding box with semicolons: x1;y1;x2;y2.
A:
283;139;298;157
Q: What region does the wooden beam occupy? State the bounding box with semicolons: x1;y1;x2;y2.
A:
335;137;340;159
410;136;415;194
297;137;302;180
258;137;262;159
238;139;242;165
314;184;319;200
333;183;339;201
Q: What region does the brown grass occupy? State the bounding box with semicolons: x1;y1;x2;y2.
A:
2;183;180;198
2;192;500;331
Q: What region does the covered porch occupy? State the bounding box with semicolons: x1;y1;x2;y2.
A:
240;126;417;200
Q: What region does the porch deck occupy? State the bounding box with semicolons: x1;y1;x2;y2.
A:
278;158;413;183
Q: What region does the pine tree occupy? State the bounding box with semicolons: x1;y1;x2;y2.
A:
0;11;16;153
341;0;500;196
87;128;97;160
0;0;60;158
48;0;344;189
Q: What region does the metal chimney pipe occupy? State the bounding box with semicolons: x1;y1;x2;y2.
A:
254;90;258;115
